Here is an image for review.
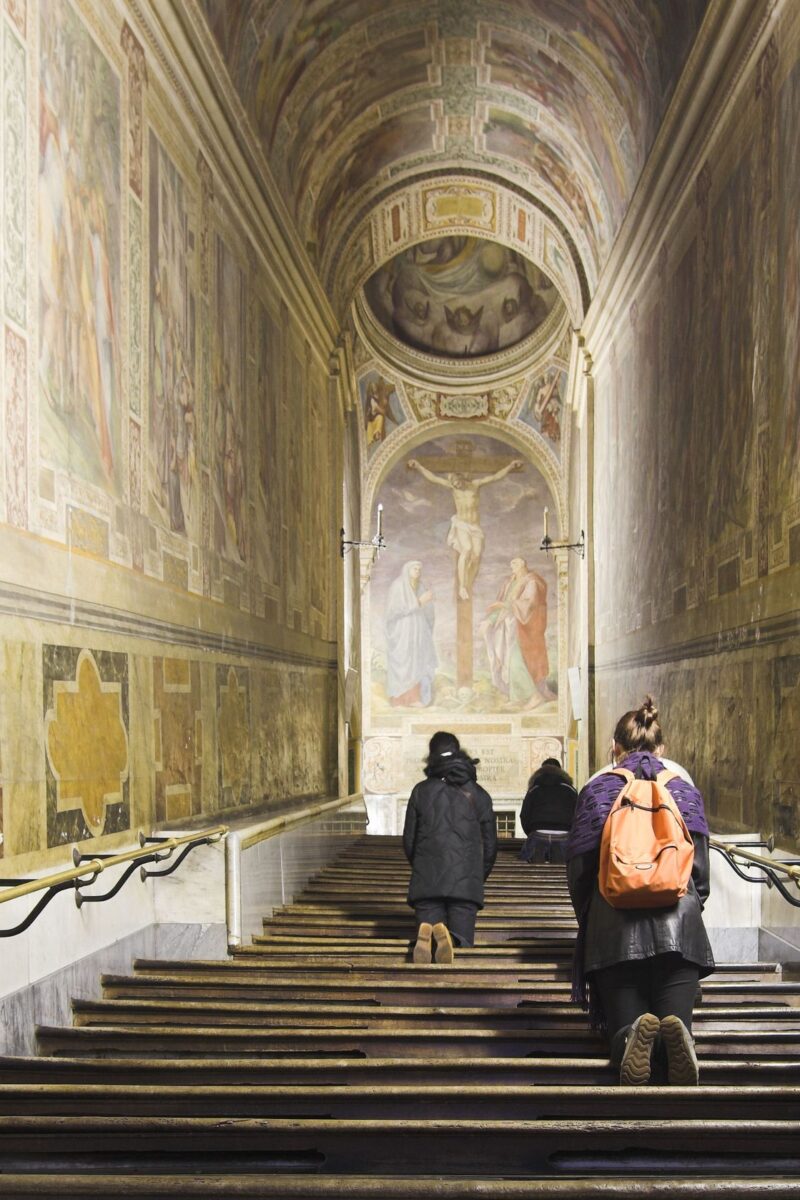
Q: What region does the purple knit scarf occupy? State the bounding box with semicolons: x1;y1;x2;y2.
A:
565;751;709;860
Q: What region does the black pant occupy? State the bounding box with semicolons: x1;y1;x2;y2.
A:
413;899;479;947
594;953;700;1066
523;831;568;864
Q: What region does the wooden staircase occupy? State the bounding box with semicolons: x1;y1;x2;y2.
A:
1;834;799;1196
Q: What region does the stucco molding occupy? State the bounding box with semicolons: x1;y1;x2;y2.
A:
326;169;592;320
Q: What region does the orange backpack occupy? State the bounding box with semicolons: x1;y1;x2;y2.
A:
599;767;695;909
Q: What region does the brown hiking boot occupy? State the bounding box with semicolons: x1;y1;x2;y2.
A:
412;922;433;964
432;923;454;964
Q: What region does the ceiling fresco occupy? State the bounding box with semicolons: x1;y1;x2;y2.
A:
363;236;562;359
199;0;709;297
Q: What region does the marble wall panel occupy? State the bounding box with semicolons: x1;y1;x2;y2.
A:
43;645;130;845
153;656;202;823
216;664;250;809
251;664;292;805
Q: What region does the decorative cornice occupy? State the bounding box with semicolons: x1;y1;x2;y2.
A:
0;583;336;669
592;609;800;674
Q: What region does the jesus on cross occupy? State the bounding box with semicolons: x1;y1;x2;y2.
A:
407;456;523;600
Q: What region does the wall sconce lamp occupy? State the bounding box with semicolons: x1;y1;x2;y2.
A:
539;507;586;559
340;504;386;558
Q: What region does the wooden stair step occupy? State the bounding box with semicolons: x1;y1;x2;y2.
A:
34;1023;800;1060
7;1053;800;1087
1;1082;799;1120
0;1173;796;1198
70;998;800;1031
0;1115;799;1175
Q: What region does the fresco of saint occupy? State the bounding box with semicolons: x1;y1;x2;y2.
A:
38;0;122;492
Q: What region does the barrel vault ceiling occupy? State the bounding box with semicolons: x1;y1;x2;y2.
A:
198;0;709;328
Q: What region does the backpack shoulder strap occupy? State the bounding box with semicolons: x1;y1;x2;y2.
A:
655;769;679;787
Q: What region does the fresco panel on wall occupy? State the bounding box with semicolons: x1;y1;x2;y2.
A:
38;0;123;495
368;433;558;725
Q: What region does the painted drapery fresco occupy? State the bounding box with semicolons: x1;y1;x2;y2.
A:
38;0;122;493
211;233;247;562
148;132;197;539
369;434;558;724
360;370;405;459
776;58;800;503
364;237;559;358
521;365;567;453
254;296;280;586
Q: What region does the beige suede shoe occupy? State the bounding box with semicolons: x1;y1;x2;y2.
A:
412;922;433;964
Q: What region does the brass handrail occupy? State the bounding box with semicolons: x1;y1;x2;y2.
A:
709;836;800;882
0;826;228;906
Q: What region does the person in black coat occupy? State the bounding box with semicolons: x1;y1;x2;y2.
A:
519;758;577;863
403;730;497;963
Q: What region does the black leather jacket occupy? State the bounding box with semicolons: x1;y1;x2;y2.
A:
567;832;715;976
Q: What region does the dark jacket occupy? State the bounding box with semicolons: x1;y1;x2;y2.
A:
520;764;577;834
403;750;497;907
567;833;714;976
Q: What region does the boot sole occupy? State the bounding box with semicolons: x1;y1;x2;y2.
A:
432;924;454;965
412;924;432;964
619;1013;660;1085
661;1015;700;1085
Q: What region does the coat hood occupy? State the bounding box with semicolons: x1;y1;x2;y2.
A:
529;762;575;789
424;748;478;786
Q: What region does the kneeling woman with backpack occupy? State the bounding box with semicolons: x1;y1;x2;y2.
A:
566;697;714;1085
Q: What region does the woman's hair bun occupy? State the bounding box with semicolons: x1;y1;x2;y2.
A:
637;695;658;728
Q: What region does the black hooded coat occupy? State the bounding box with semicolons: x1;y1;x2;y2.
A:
520;763;577;834
403;750;497;907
